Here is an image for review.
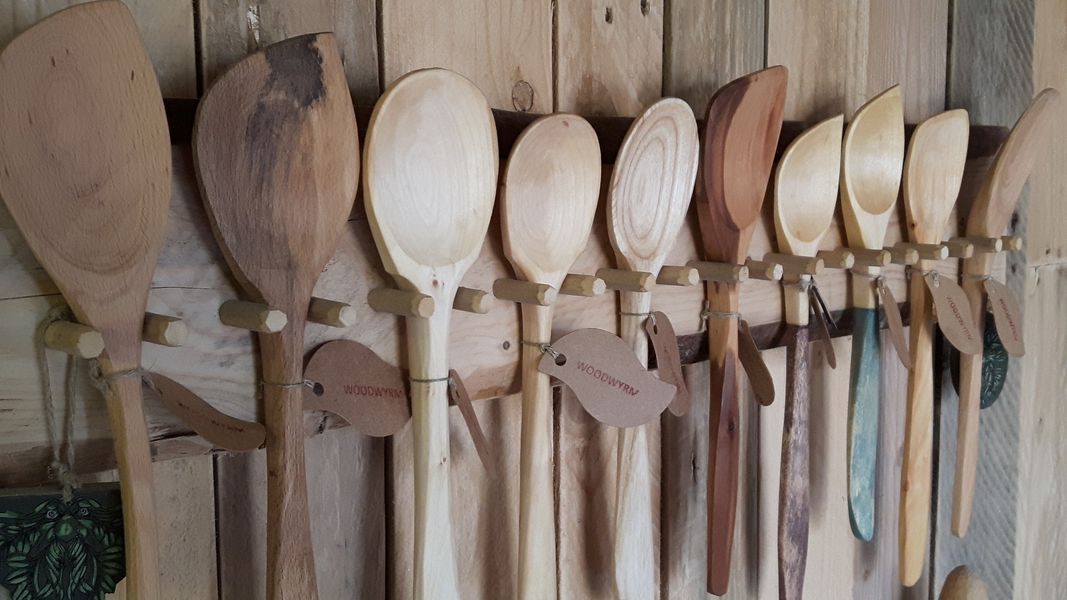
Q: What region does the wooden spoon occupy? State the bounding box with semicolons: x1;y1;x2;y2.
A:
606;98;698;598
364;68;498;600
839;86;905;541
193;33;359;599
0;2;170;595
501;113;601;600
939;566;989;600
953;88;1060;537
694;65;788;595
899;109;969;587
772;114;843;600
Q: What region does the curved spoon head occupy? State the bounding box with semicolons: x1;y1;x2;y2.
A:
696;66;788;263
502;114;601;286
774;115;844;256
0;0;170;366
365;68;498;294
904;110;969;244
967;88;1062;237
940;566;988;600
193;33;359;311
841;86;905;249
608;98;699;274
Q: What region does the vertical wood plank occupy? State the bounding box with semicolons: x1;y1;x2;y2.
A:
1028;0;1067;265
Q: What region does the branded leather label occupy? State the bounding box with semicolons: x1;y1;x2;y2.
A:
303;340;411;437
646;311;690;416
925;273;981;355
809;286;837;369
447;370;494;473
145;373;266;451
984;278;1025;356
877;281;911;369
738;319;775;406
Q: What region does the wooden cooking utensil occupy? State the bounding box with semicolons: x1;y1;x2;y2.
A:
364;68;497;600
953;88;1060;537
772;115;843;600
839;86;905;542
606;98;699;598
0;2;170;595
939;566;989;600
694;65;788;595
501;114;601;600
193;34;359;599
899;109;969;587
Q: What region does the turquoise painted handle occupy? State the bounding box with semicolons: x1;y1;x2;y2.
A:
847;307;879;541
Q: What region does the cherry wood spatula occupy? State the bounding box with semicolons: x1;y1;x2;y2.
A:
193;34;360;599
365;69;498;600
0;2;171;595
694;65;788;595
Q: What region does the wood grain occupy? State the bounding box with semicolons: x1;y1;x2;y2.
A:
778;326;811;600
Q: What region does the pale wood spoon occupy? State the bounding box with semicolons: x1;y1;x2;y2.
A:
193;33;360;599
0;2;170;595
606;97;698;598
364;68;498;600
940;566;989;600
501;113;601;600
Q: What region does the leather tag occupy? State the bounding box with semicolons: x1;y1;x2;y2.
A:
809;286;837;369
447;369;493;474
738;319;775;406
144;373;266;452
646;311;690;416
877;281;912;369
538;328;675;428
925;273;981;355
984;278;1025;356
303;340;411;437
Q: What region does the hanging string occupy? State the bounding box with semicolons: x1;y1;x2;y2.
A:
36;307;79;502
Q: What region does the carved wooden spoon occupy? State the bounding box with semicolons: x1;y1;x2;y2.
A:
953;88;1060;537
365;68;497;600
899;109;969;587
839;86;905;541
940;566;989;600
193;34;360;599
606;98;698;598
0;2;170;595
501;113;601;600
773;114;843;600
694;65;788;595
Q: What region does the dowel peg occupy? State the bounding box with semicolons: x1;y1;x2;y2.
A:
687;260;749;283
656;265;700;286
307;297;356;328
945;238;975;258
453;287;494;314
745;259;784;281
142;313;187;347
888;244;920;266
367;288;435;318
219;300;288;333
559;274;607;296
44;320;105;358
968;236;1004;253
764;252;823;276
1001;235;1023;252
892;242;948;262
492;279;557;306
816;248;854;269
595;268;655;292
851;248;892;268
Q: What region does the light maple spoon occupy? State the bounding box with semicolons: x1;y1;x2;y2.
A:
193;33;360;599
606;98;698;599
0;2;170;595
364;68;498;600
694;65;788;596
899;109;970;587
772;114;843;600
501;113;601;600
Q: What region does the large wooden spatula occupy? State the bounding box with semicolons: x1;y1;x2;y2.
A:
0;2;171;595
193;33;360;599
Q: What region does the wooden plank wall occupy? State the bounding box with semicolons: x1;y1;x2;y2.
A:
0;1;1064;599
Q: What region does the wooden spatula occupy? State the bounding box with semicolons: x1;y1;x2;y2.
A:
365;68;498;600
0;2;170;595
694;65;788;595
193;33;359;600
840;86;905;541
953;88;1060;537
501;113;601;600
899;109;969;587
772;114;843;600
606;98;698;598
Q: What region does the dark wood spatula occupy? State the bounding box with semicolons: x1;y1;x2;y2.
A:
193;33;360;600
0;2;171;595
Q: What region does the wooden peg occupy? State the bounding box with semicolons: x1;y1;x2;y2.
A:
656;265;700;286
817;248;855;269
453;287;494;314
559;273;607;296
595;268;655;292
888;244;920;265
850;248;892;267
687;260;749;283
44;320;105;358
745;258;784;281
307;297;356;328
367;288;435;318
142;313;187;347
893;242;948;262
966;236;1004;253
219;300;288;333
492;278;557;306
764;252;824;276
1001;235;1023;252
945;238;976;259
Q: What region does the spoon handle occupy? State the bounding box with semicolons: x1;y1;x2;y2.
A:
779;325;810;600
518;304;556;600
847;278;881;541
613;291;657;597
706;281;740;595
900;265;935;586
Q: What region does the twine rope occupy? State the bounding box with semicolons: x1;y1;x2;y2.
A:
36;308;79;502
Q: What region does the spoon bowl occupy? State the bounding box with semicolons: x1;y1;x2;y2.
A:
775;115;844;255
904;109;969;244
841;86;905;248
